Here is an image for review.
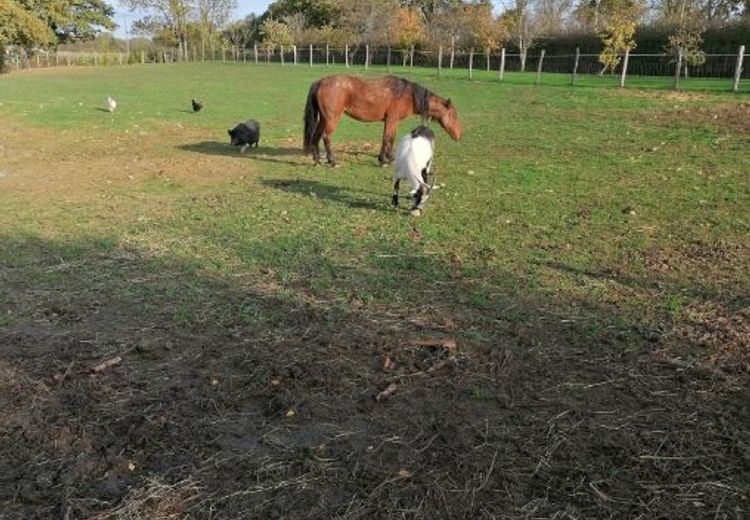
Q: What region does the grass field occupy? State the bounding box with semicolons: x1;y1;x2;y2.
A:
1;62;749;519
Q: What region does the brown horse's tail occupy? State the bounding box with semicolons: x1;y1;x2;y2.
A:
303;81;320;154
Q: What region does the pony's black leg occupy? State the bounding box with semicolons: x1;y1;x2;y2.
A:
412;187;423;210
392;179;400;207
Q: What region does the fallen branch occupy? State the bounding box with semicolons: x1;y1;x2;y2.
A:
90;356;122;374
375;383;398;401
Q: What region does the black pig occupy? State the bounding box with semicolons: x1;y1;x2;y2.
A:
228;120;260;153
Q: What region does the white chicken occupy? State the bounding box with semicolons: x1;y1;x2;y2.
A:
106;95;117;112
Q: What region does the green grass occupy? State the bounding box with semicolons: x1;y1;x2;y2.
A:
0;62;748;347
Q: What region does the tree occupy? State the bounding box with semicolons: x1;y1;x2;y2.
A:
55;0;115;42
338;0;395;46
389;5;426;61
196;0;236;53
122;0;192;60
426;0;468;69
500;0;545;71
0;0;55;48
535;0;574;33
267;0;340;28
260;18;293;51
1;0;114;71
309;22;349;46
223;18;253;52
465;1;506;69
596;0;644;73
283;12;307;43
661;0;707;87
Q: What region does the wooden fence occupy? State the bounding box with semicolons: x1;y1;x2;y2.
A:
4;44;747;92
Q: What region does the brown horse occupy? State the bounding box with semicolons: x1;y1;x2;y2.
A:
303;75;461;166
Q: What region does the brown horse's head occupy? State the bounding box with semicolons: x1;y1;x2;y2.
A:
429;97;462;141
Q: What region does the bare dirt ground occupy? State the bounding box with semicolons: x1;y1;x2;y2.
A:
1;120;749;520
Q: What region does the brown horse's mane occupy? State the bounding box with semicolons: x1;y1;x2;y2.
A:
387;76;433;118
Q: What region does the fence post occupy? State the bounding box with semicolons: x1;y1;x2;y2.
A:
280;46;285;65
673;47;682;90
733;45;745;92
499;47;505;81
438;46;443;76
469;49;474;79
486;47;490;71
345;44;349;67
243;49;247;63
365;44;369;69
254;43;258;64
309;44;313;66
325;44;329;66
536;49;545;85
450;36;455;69
410;45;414;67
619;48;630;88
572;47;580;85
387;45;391;70
293;45;297;65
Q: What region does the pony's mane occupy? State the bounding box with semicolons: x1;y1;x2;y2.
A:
388;76;433;118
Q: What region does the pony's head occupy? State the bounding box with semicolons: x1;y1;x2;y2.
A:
429;97;462;141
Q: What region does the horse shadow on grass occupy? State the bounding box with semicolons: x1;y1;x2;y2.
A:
178;141;303;166
262;178;384;210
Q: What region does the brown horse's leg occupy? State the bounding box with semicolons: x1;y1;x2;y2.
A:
311;121;323;165
380;118;399;166
321;115;341;167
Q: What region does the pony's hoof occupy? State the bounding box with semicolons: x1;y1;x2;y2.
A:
410;209;422;217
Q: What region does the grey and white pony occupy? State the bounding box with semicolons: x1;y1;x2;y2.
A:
391;125;435;214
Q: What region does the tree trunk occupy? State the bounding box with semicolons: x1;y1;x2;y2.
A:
673;48;683;90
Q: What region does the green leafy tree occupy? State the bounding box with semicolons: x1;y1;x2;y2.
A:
661;0;707;87
266;0;340;28
123;0;192;60
260;18;293;50
1;0;114;71
197;0;236;51
596;0;644;74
